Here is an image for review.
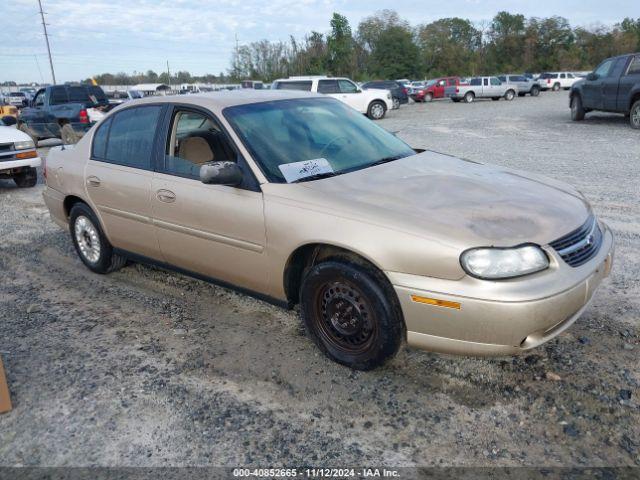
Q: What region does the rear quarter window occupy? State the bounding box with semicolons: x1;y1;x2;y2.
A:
91;117;112;159
275;81;312;91
50;87;68;105
104;106;162;170
627;56;640;75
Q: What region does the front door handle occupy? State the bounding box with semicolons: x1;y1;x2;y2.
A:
156;189;176;203
86;176;101;187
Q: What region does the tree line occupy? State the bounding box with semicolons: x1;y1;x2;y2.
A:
90;10;640;85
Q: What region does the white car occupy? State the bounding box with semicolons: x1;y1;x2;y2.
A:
6;91;27;107
538;72;579;91
272;76;393;120
0;117;41;187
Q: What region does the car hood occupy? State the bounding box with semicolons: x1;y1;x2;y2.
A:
284;150;590;250
0;125;30;144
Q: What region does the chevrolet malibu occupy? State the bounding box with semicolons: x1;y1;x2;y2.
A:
42;90;614;370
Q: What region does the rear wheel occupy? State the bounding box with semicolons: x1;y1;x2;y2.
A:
61;124;81;144
504;89;516;101
631;100;640;130
531;86;540;97
464;92;475;103
13;167;37;188
392;98;400;109
367;100;386;120
300;261;403;370
69;203;127;274
571;95;585;121
552;82;561;92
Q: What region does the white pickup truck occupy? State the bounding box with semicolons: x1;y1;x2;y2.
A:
272;76;393;119
445;76;517;103
0;117;40;187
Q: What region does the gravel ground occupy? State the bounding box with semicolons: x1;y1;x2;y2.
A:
0;92;638;469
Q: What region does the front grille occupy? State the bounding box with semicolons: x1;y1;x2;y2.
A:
549;215;602;267
0;143;13;153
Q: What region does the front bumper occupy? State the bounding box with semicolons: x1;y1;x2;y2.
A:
388;224;614;356
0;155;41;172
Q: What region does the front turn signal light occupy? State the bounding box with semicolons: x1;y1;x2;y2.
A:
16;150;38;159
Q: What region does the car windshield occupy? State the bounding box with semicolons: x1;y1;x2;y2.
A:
224;97;416;183
425;80;437;86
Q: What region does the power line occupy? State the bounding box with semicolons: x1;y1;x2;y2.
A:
37;0;56;84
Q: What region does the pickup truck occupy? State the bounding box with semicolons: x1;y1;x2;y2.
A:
0;116;40;187
570;53;640;129
412;77;460;102
18;84;109;145
445;76;517;103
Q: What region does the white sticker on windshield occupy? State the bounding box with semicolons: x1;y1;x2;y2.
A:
279;158;334;183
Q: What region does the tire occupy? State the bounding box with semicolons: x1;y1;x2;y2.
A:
61;123;81;144
424;92;433;102
464;91;475;103
571;94;585;121
392;98;400;110
491;97;500;101
504;89;516;101
69;203;127;274
531;86;540;97
631;100;640;130
18;123;38;147
552;83;561;92
300;261;403;370
367;100;386;120
13;167;37;188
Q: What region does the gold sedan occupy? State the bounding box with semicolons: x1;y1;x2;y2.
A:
42;91;614;370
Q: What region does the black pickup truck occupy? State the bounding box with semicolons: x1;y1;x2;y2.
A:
18;84;109;144
570;53;640;129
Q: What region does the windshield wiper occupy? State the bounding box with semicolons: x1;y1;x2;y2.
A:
291;171;339;183
368;155;406;167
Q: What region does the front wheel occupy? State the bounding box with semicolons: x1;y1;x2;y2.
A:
424;92;433;102
69;203;127;274
571;95;585;121
300;261;403;370
367;101;386;120
504;90;516;101
13;167;37;188
631;100;640;130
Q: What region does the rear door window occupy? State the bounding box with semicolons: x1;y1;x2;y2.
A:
628;56;640;75
105;106;162;170
318;80;339;94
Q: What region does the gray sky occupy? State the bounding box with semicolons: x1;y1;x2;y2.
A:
1;0;638;83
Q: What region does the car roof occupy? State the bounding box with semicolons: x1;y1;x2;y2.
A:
111;89;324;110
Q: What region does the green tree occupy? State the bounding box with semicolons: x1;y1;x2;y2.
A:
326;13;355;76
369;26;419;79
417;18;481;76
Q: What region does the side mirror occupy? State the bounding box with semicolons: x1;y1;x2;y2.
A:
587;73;598;81
1;115;17;126
200;161;243;186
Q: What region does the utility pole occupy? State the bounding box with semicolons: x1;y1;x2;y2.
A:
37;0;56;84
166;60;171;90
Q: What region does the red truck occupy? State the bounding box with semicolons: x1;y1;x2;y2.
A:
412;77;461;102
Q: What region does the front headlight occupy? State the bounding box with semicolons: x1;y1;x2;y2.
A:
14;140;35;151
460;245;549;280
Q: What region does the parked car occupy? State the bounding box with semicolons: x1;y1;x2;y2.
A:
17;84;109;145
361;80;408;109
413;77;460;102
408;81;425;95
241;80;264;89
0;116;40;187
538;72;579;91
446;77;517;103
0;104;19;119
42;90;613;369
6;91;27;107
570;52;640;129
272;76;393;119
19;87;37;101
497;75;540;96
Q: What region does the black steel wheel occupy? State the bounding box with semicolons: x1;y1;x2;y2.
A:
300;261;403;370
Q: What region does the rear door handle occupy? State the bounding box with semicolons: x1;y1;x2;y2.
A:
86;176;101;187
156;189;176;203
